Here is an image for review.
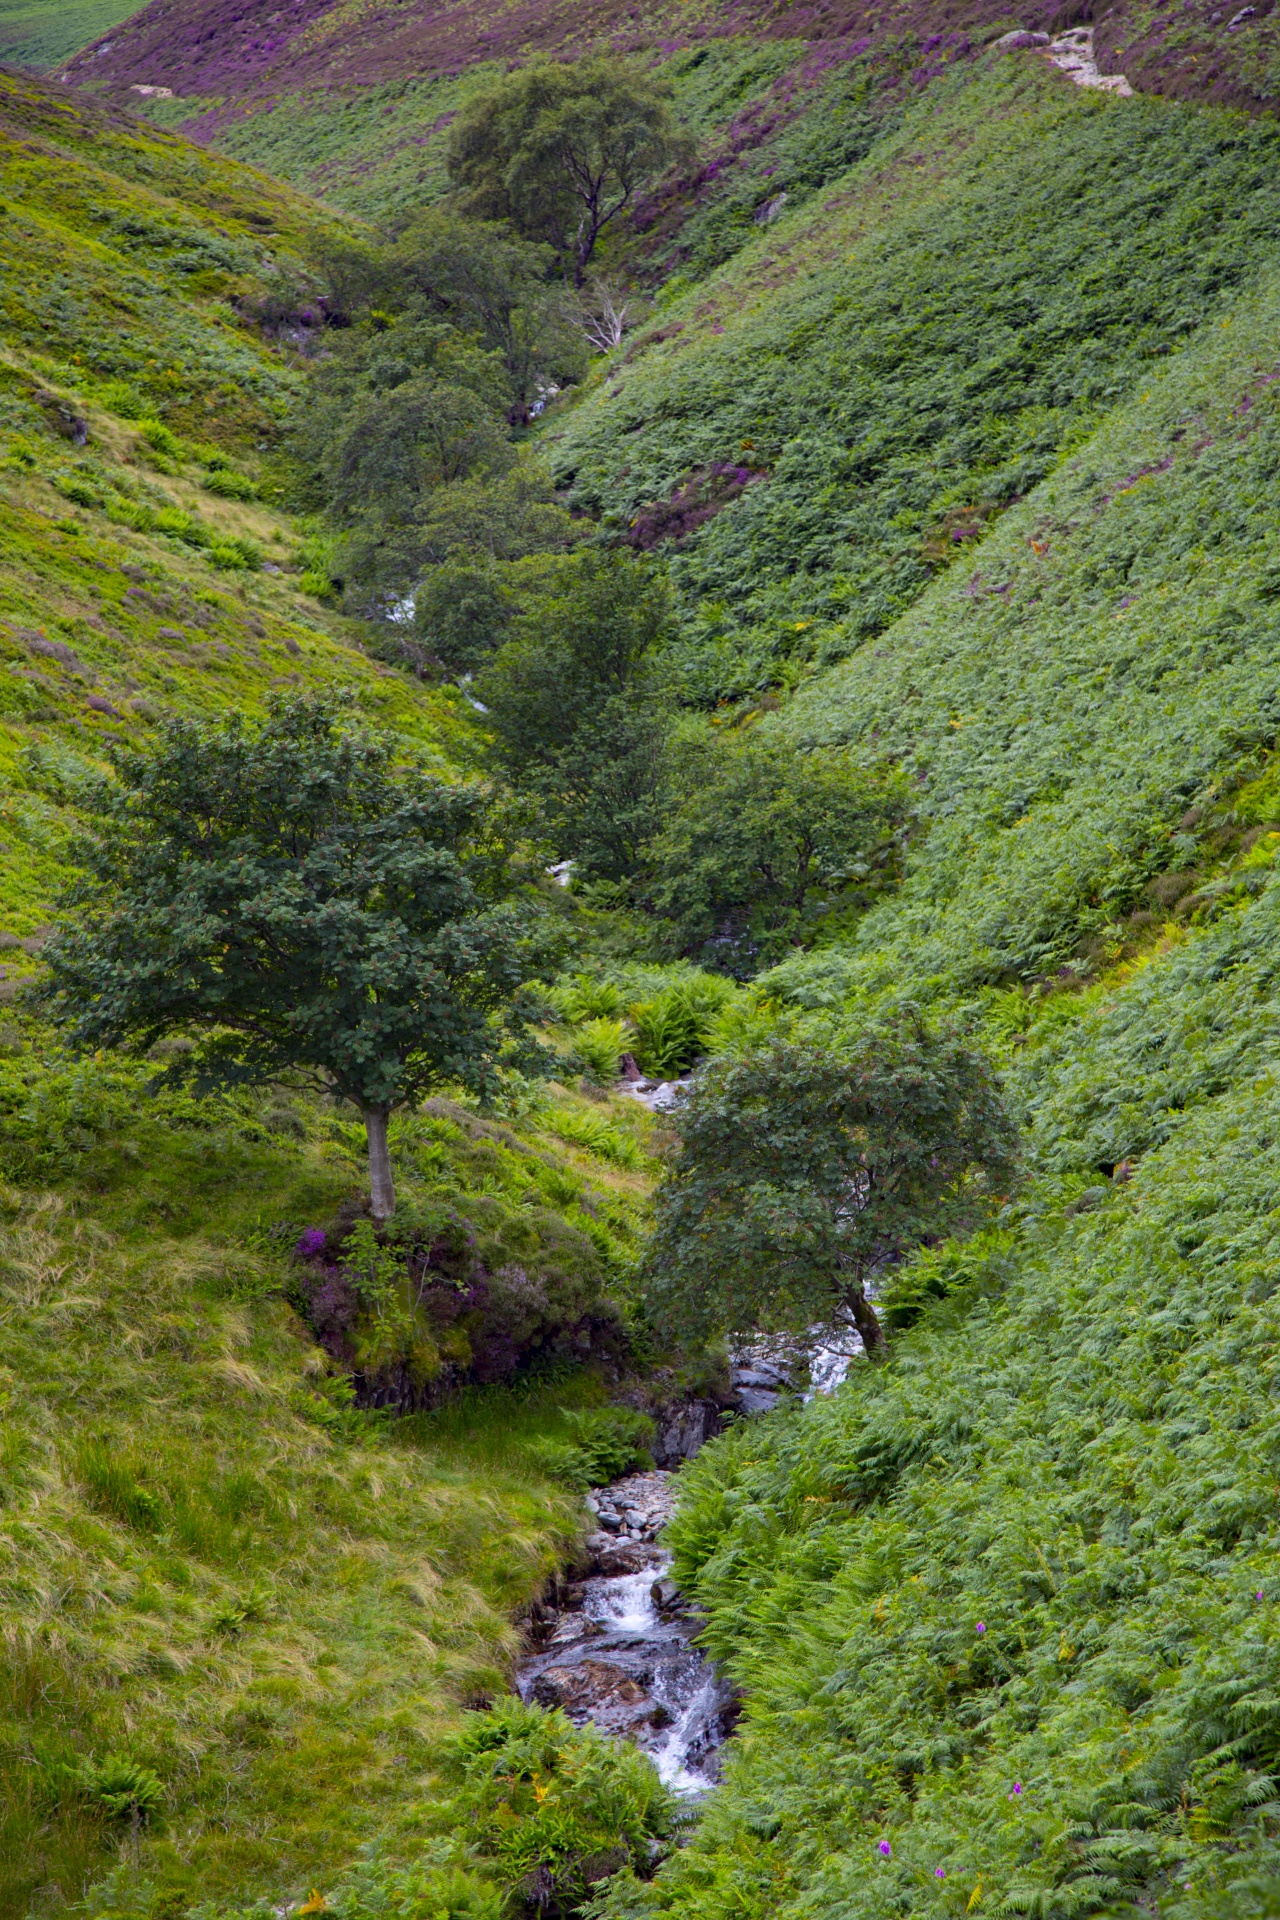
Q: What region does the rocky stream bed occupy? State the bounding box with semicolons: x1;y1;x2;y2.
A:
516;1336;861;1795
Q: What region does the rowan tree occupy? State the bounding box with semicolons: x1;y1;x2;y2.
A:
447;58;690;285
645;1025;1018;1353
40;696;544;1219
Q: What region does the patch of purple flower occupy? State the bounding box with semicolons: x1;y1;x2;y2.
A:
295;1227;327;1259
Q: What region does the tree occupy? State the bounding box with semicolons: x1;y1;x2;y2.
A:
447;58;691;285
475;550;672;879
294;320;516;594
642;732;912;975
645;1026;1018;1354
388;208;585;423
410;464;585;674
40;697;544;1220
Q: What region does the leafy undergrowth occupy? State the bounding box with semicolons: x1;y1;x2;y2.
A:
0;67;478;958
550;57;1280;697
0;1022;661;1917
757;249;1280;1002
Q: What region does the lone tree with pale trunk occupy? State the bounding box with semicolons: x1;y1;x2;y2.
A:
645;1025;1017;1355
447;56;690;287
40;696;540;1219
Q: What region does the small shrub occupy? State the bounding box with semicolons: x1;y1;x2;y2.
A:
208;537;261;570
630;975;734;1078
570;1017;632;1085
549;976;627;1022
526;1406;655;1488
442;1697;674;1912
97;380;147;420
139;417;184;457
545;1103;642;1168
203;467;258;500
72;1753;164;1823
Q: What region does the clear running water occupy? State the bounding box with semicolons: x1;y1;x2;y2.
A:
516;1472;736;1799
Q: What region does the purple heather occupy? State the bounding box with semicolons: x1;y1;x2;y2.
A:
878;1840;892;1857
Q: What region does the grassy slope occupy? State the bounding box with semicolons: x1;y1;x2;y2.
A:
548;57;1280;693
591;70;1280;1920
0;3;135;70
0;64;477;950
0;1077;656;1918
0;71;661;1918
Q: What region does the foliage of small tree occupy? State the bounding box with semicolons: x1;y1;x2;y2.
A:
447;57;691;285
41;697;545;1220
320;212;582;423
293;319;516;592
410;467;585;674
645;1025;1018;1353
476;550;673;879
642;731;912;974
388;207;585;422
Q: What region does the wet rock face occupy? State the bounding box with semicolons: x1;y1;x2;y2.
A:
517;1471;738;1798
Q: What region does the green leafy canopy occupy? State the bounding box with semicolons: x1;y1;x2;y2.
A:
39;693;549;1122
645;1022;1018;1351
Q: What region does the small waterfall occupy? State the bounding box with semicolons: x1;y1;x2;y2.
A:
516;1471;736;1799
516;1334;859;1795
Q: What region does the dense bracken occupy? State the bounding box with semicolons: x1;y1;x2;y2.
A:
12;6;1280;1918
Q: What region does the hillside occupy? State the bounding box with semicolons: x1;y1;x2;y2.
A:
0;1;135;71
0;69;672;1920
13;13;1280;1920
50;0;1280;230
585;58;1280;1920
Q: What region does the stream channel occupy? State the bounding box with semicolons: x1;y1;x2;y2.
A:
515;1337;860;1797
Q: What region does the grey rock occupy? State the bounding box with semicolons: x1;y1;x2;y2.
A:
596;1541;664;1576
731;1363;789;1391
736;1387;781;1416
652;1399;723;1467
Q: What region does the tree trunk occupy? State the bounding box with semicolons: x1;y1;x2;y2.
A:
847;1286;887;1356
364;1105;395;1220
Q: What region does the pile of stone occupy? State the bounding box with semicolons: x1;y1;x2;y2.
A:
583;1469;674;1573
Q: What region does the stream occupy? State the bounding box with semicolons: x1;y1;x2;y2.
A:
518;1470;736;1797
516;1336;862;1796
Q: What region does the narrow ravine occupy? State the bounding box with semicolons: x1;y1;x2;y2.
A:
517;1339;862;1795
517;1472;737;1796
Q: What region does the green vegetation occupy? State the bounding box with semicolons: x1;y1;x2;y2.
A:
0;1067;659;1916
447;57;691;286
475;551;672;883
43;697;546;1217
17;18;1280;1920
640;732;909;973
645;1026;1016;1352
551;59;1280;698
0;67;671;1920
0;0;135;69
